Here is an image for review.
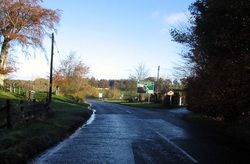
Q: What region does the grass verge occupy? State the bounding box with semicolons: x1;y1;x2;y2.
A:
120;102;164;109
0;94;93;164
106;99;164;108
105;99;179;109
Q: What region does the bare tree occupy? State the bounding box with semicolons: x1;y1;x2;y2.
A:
130;63;149;81
54;52;90;100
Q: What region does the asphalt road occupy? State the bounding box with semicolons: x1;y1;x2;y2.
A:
34;99;250;164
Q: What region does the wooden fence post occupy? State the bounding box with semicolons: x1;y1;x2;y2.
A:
6;100;12;129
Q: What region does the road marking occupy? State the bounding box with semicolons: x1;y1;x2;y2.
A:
155;131;199;163
126;110;132;114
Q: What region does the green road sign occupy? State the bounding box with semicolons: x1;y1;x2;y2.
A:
137;81;155;94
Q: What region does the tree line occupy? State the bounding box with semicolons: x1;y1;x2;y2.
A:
4;59;184;103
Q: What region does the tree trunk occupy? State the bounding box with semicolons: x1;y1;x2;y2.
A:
0;39;10;86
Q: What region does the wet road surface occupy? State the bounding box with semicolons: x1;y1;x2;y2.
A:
34;100;250;164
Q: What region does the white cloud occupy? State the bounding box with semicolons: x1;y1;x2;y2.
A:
164;12;189;25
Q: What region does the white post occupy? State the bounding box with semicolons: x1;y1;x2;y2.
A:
179;97;182;106
0;75;4;86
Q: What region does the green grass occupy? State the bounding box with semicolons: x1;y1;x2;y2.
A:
0;90;18;106
120;102;164;108
0;93;93;164
106;99;164;109
105;99;126;103
0;91;17;100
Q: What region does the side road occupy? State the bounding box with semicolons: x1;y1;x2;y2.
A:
117;101;250;147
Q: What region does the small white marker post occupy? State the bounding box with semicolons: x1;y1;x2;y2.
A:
167;91;174;105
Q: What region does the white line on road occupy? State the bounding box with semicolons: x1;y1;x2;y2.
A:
126;110;132;114
155;131;199;163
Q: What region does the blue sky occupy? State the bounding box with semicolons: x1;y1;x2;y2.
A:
12;0;194;80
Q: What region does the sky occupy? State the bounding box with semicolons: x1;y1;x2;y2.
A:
11;0;194;80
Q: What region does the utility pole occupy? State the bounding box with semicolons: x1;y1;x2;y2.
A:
48;33;54;104
156;65;160;93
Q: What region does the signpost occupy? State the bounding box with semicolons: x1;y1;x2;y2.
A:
137;81;155;103
137;81;154;94
167;91;174;105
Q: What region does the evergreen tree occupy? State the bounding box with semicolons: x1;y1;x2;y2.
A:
171;0;250;120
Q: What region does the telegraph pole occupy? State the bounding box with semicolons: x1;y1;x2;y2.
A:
48;33;54;104
156;65;160;93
